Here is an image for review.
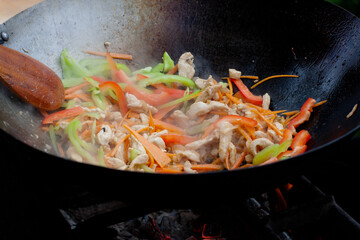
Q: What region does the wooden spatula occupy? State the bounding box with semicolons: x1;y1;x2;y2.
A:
0;45;64;111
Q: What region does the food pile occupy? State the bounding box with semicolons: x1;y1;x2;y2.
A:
42;50;323;173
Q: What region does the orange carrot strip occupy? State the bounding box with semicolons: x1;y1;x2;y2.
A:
252;109;283;137
148;111;155;134
155;167;183;174
281;110;299;116
108;126;149;157
225;93;241;104
227;78;233;96
231;152;247;170
153;118;185;134
190;164;225;172
211;158;222;165
65;93;92;102
225;149;231;170
84;51;133;60
166;64;178;75
237;127;252;142
251;75;299;89
124;124;171;168
153;103;181;120
240;75;259;80
314;100;327;108
64;82;90;95
123;137;129;164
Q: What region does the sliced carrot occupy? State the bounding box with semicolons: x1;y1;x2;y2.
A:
43;106;85;124
148;111;155;134
231;152;247;170
190;164;225;172
166;64;178;75
107;126;149;157
123;124;171;168
65;93;93;102
153;118;185;134
153;103;181;120
84;50;133;60
155;167;183;174
251;75;299;89
252;109;283;137
64;82;90;95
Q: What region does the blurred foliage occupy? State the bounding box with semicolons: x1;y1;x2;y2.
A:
327;0;360;16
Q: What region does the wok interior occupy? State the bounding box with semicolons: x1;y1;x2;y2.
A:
1;0;360;156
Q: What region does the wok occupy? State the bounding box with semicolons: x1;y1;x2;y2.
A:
1;0;360;205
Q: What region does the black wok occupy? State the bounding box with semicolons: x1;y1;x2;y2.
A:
1;0;360;205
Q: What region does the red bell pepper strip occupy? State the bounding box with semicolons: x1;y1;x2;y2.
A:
161;134;199;145
106;51;119;81
154;84;189;99
203;115;257;137
279;130;310;158
280;128;293;144
287;98;316;131
90;76;107;84
43;106;85;124
291;129;311;150
230;78;263;106
114;70;173;106
99;81;128;116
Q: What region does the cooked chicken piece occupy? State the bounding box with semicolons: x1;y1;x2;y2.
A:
229;69;241;79
178;52;195;79
195;84;223;102
245;154;253;163
274;122;284;130
83;106;106;119
218;121;237;161
66;146;83;162
185;130;219;150
105;157;127;170
97;124;114;146
139;113;149;125
129;153;149;169
262;93;271;110
186;101;229;119
125;93;158;114
175;149;201;162
146;130;168;151
129;135;147;155
249;138;274;156
254;131;268;139
194;75;216;89
170;110;196;128
268;129;281;143
184;161;198;173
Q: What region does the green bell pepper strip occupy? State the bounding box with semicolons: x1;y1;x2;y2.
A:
151;63;164;73
48;125;60;156
62;77;85;88
163;52;174;72
98;146;106;167
91;91;107;111
61;49;91;79
66;119;97;164
130;148;141;161
253;140;292;165
157;89;201;109
88;62;131;77
137;75;196;89
139;164;155;173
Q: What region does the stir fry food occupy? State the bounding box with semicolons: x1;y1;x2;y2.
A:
42;50;325;173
